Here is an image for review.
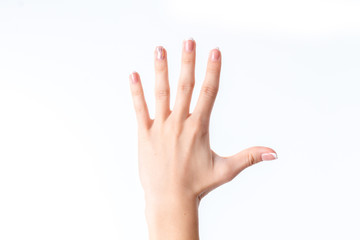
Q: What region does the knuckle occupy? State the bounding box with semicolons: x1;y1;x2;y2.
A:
156;89;170;99
191;112;202;123
201;85;218;98
132;88;143;97
179;82;195;94
172;123;183;138
167;115;183;137
192;119;203;133
246;152;257;167
190;114;208;137
182;57;194;65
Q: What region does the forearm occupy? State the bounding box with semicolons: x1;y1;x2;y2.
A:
145;194;200;240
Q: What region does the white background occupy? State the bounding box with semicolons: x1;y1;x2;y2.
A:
1;0;359;239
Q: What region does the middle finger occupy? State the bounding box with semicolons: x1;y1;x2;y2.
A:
173;38;196;119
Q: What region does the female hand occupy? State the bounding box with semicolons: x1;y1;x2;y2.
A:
129;38;277;240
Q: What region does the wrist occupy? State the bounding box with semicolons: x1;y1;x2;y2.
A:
144;191;200;240
145;192;199;222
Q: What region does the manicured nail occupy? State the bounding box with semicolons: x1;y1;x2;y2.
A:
184;37;194;52
261;152;278;161
211;47;220;61
156;46;165;60
129;71;138;84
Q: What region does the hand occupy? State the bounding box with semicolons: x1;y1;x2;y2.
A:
129;38;277;240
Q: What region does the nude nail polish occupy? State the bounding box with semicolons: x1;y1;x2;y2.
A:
261;153;278;161
156;46;165;60
130;71;138;84
211;47;220;61
185;38;194;52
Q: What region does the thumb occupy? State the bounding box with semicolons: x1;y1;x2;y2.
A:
215;146;278;184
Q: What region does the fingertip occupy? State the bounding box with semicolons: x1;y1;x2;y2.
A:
129;71;139;84
210;48;221;62
155;46;166;60
259;147;278;161
183;37;195;53
261;152;278;161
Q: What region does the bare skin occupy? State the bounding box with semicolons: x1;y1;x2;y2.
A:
129;38;277;240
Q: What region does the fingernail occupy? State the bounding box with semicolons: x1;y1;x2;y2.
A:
261;153;278;161
184;37;194;52
156;46;165;60
211;47;220;61
129;71;138;84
